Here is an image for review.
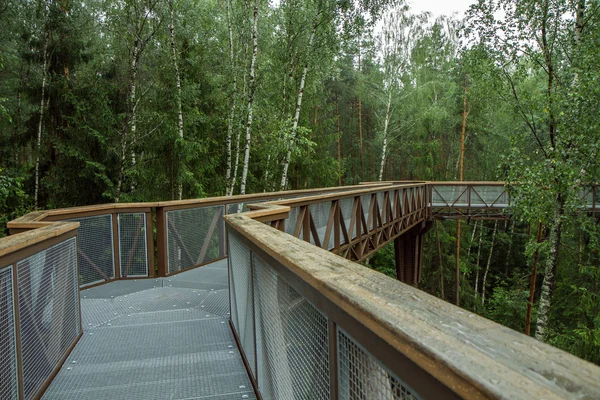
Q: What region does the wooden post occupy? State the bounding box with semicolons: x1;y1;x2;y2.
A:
156;207;168;277
111;213;121;279
394;224;427;286
146;211;155;277
12;263;25;400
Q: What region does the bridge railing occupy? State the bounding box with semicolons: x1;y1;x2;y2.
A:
225;195;600;400
154;184;390;277
9;204;155;288
429;182;510;219
251;183;428;261
7;184;391;285
0;223;82;400
430;182;600;218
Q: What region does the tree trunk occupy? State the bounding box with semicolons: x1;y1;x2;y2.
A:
225;0;238;196
481;220;498;305
336;92;341;186
358;37;363;177
378;90;392;181
34;38;48;209
474;221;484;298
455;80;468;305
525;223;543;336
239;0;259;196
169;0;185;200
436;220;444;300
504;220;516;275
535;203;564;341
455;220;461;306
116;41;140;203
280;13;318;190
465;221;478;275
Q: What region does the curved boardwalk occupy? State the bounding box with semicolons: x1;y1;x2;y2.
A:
43;260;256;400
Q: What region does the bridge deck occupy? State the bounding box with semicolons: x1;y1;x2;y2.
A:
43;260;256;400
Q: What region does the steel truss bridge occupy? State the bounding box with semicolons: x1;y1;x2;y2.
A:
1;181;599;399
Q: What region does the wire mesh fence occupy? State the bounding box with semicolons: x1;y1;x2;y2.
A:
166;206;225;275
227;226;426;400
17;237;81;400
338;329;418;400
66;214;114;286
0;266;18;400
310;202;333;248
228;232;255;377
253;253;330;400
118;213;148;277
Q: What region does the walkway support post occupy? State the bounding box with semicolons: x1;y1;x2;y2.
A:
394;222;429;285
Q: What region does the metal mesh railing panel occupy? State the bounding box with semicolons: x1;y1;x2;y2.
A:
228;232;255;377
253;253;330;400
17;238;81;400
310;202;333;248
166;206;225;274
118;213;148;277
377;192;384;220
361;194;372;231
66;214;114;286
431;185;467;206
338;328;418;400
0;266;18;400
470;186;508;207
285;206;300;237
339;197;355;240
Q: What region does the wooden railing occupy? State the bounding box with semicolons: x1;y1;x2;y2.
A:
252;183;429;262
0;222;82;400
225;190;600;399
2;180;600;399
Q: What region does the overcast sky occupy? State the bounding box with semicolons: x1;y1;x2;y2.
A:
408;0;476;18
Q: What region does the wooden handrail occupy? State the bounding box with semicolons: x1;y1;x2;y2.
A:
225;198;600;399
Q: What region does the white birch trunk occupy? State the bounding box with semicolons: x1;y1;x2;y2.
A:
481;220;498;305
535;205;563;341
504;220;515;274
225;0;237;196
239;0;259;197
34;39;48;209
169;0;184;200
474;222;483;297
378;90;392;181
116;42;139;203
463;221;478;280
279;16;318;190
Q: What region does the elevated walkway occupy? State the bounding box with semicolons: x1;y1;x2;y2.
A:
43;260;256;400
2;182;600;400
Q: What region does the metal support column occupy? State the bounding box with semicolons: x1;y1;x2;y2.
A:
394;222;429;286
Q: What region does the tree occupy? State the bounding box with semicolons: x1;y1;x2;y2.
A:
465;0;600;341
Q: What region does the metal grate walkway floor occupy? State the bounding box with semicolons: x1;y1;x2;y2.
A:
43;260;256;400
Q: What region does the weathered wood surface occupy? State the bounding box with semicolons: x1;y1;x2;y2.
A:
0;222;79;259
226;212;600;400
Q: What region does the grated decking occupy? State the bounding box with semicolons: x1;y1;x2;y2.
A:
43;260;256;400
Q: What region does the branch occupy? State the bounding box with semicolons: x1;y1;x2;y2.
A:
502;68;549;157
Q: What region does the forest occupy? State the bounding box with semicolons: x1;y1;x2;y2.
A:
1;0;599;364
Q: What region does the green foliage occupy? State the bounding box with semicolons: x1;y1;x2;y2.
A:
0;169;30;236
0;0;599;365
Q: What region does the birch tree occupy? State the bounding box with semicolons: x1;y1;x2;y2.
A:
225;0;238;196
34;36;48;209
466;0;600;341
239;0;259;196
112;0;162;203
168;0;184;200
375;8;427;182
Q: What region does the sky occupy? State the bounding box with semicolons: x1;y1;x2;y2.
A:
408;0;476;18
